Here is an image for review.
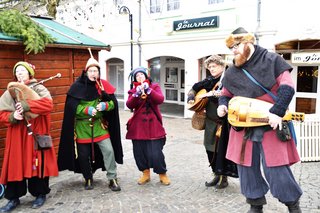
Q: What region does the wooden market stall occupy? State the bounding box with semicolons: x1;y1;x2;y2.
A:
0;16;111;170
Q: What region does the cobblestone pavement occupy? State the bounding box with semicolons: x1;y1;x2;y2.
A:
1;110;319;213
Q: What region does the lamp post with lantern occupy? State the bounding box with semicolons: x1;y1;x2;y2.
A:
119;6;133;72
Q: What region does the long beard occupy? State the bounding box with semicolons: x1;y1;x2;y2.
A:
234;44;251;67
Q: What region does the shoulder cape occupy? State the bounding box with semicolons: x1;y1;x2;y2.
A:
222;45;292;98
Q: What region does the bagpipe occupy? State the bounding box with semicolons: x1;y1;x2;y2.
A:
227;96;305;127
0;73;61;135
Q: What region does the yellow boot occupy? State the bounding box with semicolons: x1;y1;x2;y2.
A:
138;169;150;185
159;173;171;186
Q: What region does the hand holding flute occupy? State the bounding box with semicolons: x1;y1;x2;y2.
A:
139;79;148;99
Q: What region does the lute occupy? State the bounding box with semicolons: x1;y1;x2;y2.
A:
228;96;305;127
188;82;221;112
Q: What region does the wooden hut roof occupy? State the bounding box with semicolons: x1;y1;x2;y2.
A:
0;16;111;51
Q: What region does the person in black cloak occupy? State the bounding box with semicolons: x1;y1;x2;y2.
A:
58;52;123;192
187;55;238;189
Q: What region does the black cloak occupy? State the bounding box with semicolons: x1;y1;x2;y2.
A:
192;76;238;177
58;71;123;173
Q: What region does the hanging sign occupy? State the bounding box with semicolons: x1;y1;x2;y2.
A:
173;16;219;31
291;52;320;64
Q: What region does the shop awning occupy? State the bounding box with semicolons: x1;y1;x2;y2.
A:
275;28;320;52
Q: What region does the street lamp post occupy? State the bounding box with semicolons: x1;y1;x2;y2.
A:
119;6;133;72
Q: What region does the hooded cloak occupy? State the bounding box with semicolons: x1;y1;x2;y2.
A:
222;45;292;98
58;71;123;173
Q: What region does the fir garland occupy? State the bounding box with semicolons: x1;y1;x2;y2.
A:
0;9;56;54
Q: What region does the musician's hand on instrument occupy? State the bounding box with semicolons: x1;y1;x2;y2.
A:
142;82;149;90
15;102;24;114
187;100;194;104
217;105;228;117
187;94;195;104
96;102;106;111
207;91;215;97
13;110;23;120
268;112;282;130
136;85;143;93
87;106;97;116
214;90;221;97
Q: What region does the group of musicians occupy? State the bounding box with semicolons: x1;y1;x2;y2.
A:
0;26;303;213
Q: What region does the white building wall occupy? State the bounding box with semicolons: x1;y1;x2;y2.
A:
55;0;320;116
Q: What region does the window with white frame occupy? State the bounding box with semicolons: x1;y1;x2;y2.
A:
208;0;224;4
150;0;161;14
167;0;180;11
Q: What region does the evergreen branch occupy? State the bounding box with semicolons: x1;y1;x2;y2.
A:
0;9;56;54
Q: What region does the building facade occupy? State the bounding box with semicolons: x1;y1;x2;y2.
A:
56;0;320;118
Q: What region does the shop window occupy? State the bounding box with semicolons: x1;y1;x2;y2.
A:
166;67;178;83
166;89;178;101
180;69;185;88
180;92;185;102
150;0;161;13
167;0;180;11
296;66;318;93
296;98;316;114
150;57;161;83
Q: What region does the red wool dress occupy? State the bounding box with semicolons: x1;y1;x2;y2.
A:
0;95;58;184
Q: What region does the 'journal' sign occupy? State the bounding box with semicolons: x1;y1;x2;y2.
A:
173;16;219;31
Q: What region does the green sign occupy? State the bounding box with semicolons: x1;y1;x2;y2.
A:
173;16;219;31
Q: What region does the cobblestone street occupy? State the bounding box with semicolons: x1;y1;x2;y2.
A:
0;110;319;213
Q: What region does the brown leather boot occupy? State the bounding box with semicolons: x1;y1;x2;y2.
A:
159;173;171;186
138;169;151;185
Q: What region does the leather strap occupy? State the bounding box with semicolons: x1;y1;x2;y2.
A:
240;128;249;164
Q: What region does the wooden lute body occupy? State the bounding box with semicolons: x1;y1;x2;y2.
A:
187;89;208;112
228;96;305;127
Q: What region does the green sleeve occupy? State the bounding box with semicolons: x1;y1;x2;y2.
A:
105;100;115;111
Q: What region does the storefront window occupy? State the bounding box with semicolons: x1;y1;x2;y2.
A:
166;89;178;101
296;98;316;114
180;69;185;88
296;66;318;93
166;67;178;83
150;57;161;83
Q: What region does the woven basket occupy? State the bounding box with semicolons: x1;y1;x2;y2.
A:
191;110;206;130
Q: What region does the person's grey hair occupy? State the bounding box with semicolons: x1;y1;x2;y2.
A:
204;55;225;68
